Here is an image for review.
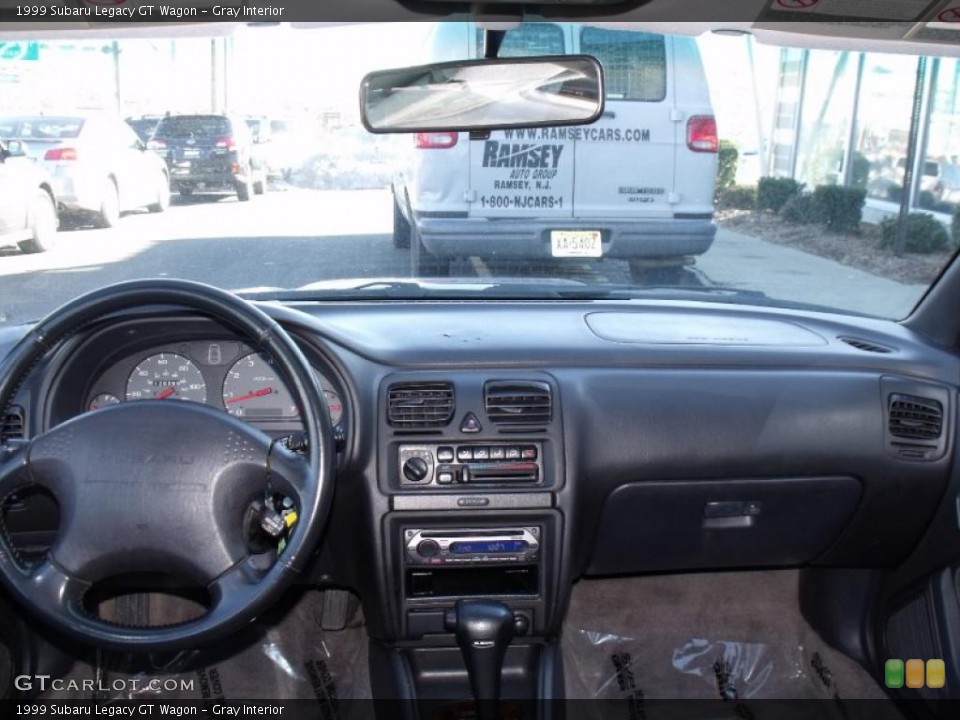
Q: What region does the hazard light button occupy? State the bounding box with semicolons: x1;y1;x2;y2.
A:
460;412;482;433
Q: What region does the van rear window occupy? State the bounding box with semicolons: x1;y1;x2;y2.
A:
476;24;565;58
580;28;667;102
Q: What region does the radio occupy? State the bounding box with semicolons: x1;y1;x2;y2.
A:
404;527;540;566
398;443;542;487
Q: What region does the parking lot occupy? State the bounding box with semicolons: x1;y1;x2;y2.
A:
0;186;928;326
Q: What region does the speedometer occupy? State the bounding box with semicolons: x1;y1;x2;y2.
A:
222;353;298;420
126;353;207;403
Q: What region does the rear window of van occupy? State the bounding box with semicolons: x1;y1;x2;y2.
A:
580;28;667;102
476;24;566;58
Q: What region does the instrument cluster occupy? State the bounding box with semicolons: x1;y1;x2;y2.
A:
83;340;344;428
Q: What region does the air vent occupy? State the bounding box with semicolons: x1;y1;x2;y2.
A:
387;382;455;429
1;405;24;441
889;394;943;442
839;336;895;354
485;381;552;426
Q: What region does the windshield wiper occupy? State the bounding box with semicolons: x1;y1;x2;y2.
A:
238;279;868;317
239;278;585;301
566;284;769;301
239;279;771;304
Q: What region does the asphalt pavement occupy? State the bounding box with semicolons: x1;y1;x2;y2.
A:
0;186;925;326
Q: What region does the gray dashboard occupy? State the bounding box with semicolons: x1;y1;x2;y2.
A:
1;298;958;641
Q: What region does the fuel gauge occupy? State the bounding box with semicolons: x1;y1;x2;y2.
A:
88;393;120;412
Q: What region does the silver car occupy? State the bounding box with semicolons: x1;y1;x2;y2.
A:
0;115;170;228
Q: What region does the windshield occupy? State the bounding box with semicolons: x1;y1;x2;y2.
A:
1;22;957;324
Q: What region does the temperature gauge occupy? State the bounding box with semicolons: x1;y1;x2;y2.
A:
324;390;343;426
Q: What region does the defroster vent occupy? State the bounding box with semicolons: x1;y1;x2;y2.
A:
888;394;943;442
388;382;455;429
485;381;552;426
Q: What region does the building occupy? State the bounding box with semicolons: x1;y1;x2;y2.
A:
768;46;960;225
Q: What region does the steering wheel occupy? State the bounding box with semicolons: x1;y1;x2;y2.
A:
0;279;333;651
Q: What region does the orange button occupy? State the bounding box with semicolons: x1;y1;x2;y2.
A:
905;659;925;688
926;659;945;689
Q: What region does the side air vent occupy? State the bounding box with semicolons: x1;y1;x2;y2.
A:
839;336;895;354
485;381;552;426
1;405;24;441
387;382;455;429
888;394;943;442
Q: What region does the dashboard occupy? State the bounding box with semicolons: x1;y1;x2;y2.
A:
2;296;960;697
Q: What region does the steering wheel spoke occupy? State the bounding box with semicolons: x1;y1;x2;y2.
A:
7;558;90;627
0;440;33;505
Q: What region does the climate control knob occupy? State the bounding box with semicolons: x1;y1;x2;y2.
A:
403;456;430;483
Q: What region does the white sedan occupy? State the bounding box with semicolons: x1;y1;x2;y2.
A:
0;115;170;228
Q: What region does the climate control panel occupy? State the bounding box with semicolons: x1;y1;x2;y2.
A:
398;443;543;487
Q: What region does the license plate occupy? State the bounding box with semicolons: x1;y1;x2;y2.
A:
551;230;602;258
183;149;200;158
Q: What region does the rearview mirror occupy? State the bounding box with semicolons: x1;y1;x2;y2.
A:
360;56;604;133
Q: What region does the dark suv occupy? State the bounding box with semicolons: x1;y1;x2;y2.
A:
148;114;267;201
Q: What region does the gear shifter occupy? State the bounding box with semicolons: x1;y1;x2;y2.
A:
444;599;528;720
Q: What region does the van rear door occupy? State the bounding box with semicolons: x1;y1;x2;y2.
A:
572;29;677;219
468;23;575;220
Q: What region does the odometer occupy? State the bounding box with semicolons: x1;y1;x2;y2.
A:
125;353;207;403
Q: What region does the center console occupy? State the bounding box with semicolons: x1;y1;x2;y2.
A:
371;374;566;712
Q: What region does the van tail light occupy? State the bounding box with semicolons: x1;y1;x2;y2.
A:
147;139;167;151
687;116;718;153
415;132;458;149
215;136;235;150
44;147;78;161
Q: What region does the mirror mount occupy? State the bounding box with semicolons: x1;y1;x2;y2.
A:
484;29;506;59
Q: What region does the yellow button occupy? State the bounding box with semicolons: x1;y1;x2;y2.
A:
905;659;925;688
926;659;945;689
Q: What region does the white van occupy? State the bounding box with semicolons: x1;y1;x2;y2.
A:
391;23;719;279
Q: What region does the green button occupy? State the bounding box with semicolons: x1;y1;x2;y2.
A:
885;659;905;688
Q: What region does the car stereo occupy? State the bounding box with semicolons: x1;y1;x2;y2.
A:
404;527;541;566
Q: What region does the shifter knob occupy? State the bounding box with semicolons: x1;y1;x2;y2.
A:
444;599;518;714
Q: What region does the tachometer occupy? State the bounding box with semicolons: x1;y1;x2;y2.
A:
222;353;298;420
126;353;207;403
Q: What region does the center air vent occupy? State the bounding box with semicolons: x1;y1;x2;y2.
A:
485;381;552;426
888;394;943;442
387;382;455;429
1;405;24;441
